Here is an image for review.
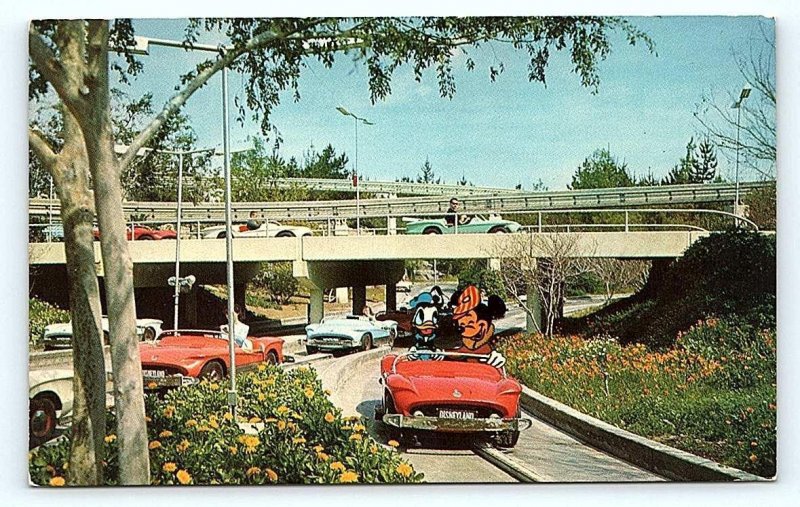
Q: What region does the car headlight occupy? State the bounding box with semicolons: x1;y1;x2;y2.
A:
413;410;424;417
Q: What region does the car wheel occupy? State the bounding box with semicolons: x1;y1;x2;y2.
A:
266;350;279;365
217;231;227;239
423;227;441;235
138;235;154;240
306;345;319;355
488;226;509;234
389;326;398;342
199;361;225;381
29;395;58;441
276;231;295;238
361;333;373;351
142;326;156;342
494;409;521;449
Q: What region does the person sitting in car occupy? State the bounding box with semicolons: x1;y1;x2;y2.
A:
246;211;262;231
445;197;471;227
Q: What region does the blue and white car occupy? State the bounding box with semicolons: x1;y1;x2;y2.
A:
304;315;398;355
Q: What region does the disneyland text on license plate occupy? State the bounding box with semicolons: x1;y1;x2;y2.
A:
438;409;475;420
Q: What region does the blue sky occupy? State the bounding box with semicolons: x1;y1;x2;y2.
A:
125;16;774;190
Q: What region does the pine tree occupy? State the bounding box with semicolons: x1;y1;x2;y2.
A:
416;157;441;184
662;138;697;185
691;139;718;183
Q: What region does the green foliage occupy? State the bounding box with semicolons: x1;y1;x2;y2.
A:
500;329;776;477
569;149;635;190
29;298;70;348
691;139;719;183
566;230;775;349
415;158;441;184
456;261;506;298
29;365;423;486
251;263;299;306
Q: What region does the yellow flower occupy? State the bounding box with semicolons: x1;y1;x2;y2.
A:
292;437;306;444
148;440;162;450
223;412;233;421
339;471;358;483
185;419;198;428
147;382;158;390
246;466;261;477
162;462;177;473
277;420;287;431
324;412;335;423
258;393;266;402
163;406;175;418
266;468;278;482
176;469;192;485
352;423;366;432
304;388;315;399
369;445;378;454
159;430;173;438
388;440;400;448
208;419;219;429
750;454;758;463
330;461;346;472
276;405;289;415
317;452;329;461
209;383;220;391
258;364;266;372
176;439;190;453
237;434;260;452
104;434;116;443
49;476;66;487
349;433;363;442
313;444;324;453
249;416;262;424
228;446;238;455
198;425;211;432
395;463;413;478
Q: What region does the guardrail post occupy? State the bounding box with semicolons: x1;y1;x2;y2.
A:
537;212;542;233
625;211;629;232
454;213;459;235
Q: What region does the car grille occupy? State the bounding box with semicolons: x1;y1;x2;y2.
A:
142;366;184;376
410;404;499;419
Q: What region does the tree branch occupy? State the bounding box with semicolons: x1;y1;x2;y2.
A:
28;25;79;106
29;128;58;169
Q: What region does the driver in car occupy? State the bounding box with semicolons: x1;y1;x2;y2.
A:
445;197;472;227
450;285;507;368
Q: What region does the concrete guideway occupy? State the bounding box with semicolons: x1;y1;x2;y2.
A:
311;346;661;483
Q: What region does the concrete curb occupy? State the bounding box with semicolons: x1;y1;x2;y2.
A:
472;444;545;483
281;352;333;369
312;347;390;396
519;386;765;482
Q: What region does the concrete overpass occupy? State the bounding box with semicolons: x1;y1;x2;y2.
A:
30;231;713;328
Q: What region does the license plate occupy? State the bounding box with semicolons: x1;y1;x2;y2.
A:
438;409;476;420
143;369;165;378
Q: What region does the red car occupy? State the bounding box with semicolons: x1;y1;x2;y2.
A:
375;351;531;448
93;225;177;241
139;330;285;389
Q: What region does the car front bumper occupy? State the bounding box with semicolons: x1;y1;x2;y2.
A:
306;337;357;350
143;374;199;390
382;414;532;433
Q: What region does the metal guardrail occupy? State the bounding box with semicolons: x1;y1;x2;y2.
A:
270;177;524;196
29;181;771;221
29;208;759;242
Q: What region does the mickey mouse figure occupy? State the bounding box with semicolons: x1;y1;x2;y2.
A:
450;285;507;368
407;289;445;361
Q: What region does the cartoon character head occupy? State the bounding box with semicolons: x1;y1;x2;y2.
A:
409;291;440;348
451;285;506;351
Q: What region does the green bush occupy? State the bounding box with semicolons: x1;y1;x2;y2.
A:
252;263;299;305
456;260;506;298
29;298;70;348
29;364;422;486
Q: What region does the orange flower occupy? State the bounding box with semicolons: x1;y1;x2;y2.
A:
349;433;363;442
387;440;400;448
749;454;758;463
159;430;173;438
317;452;330;461
185;419;198;428
339;471;358;483
304;388;315;399
148;440;162;450
292;437;307;444
277;420;287;431
324;412;335;423
49;476;66;487
176;469;192;485
162;462;177;473
176;439;190;453
330;461;346;472
246;466;261;477
266;468;278;482
249;416;262;424
104;434;116;443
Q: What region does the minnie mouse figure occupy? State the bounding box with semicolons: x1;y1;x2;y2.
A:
450;285;507;368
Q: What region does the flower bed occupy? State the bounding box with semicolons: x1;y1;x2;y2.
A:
499;319;776;477
30;364;422;486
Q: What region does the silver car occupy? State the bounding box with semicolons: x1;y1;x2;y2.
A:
304;315;397;355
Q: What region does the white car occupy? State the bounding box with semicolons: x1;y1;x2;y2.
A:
201;222;313;239
29;368;114;444
396;280;413;293
304;315;398;355
42;318;163;351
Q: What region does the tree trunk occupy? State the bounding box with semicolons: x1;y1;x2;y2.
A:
81;20;150;485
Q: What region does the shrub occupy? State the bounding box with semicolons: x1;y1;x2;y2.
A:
252;263;298;305
456;260;506;298
30;364;422;486
29;298;70;348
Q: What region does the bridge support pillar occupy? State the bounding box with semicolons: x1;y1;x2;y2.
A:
234;283;247;313
487;258;501;271
352;285;367;316
309;285;324;324
335;287;349;304
387;217;397;235
184;288;199;328
386;283;397;312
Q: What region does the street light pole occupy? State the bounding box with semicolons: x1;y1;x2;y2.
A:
173;151;183;332
732;86;751;218
337;107;373;235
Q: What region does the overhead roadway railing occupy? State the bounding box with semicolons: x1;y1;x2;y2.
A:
269;177;525;196
29;181;770;222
